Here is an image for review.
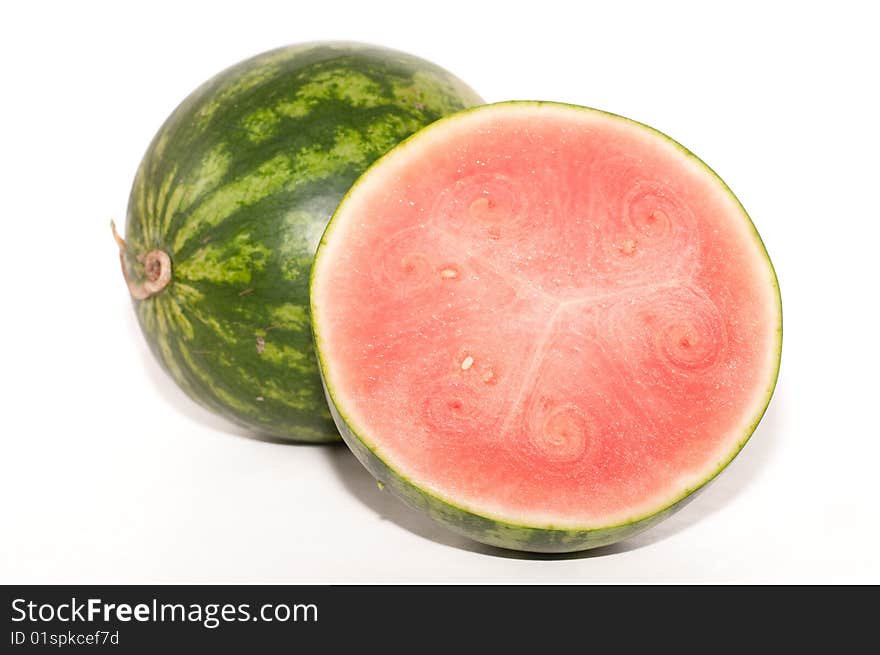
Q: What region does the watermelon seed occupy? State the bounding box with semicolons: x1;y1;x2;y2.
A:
469;196;496;220
461;356;474;370
619;238;638;256
440;265;460;279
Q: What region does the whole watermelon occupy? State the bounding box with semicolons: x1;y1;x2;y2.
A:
116;42;483;442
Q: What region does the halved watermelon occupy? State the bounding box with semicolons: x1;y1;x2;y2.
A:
311;102;782;552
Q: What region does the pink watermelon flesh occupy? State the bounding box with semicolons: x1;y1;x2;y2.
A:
312;103;781;530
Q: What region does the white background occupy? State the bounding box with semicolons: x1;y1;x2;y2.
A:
2;0;878;583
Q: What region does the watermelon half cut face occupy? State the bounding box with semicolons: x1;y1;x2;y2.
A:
311;102;782;552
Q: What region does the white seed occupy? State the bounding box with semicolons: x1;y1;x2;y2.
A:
461;356;474;370
620;239;637;255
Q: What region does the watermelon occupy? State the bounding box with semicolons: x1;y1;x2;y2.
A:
116;42;482;442
311;101;782;551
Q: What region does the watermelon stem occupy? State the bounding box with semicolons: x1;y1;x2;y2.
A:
111;220;172;300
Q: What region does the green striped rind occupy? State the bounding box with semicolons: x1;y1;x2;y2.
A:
312;101;782;551
124;43;483;442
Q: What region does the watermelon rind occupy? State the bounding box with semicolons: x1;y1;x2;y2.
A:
311;101;782;552
120;42;483;443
